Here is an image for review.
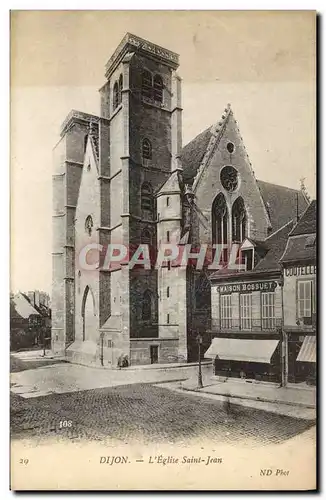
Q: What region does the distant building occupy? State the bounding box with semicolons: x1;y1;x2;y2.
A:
10;291;51;350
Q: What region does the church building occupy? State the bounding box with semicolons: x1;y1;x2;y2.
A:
51;33;308;367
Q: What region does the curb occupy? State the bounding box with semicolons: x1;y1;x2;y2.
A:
181;386;316;410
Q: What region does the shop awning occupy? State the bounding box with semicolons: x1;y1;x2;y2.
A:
296;336;316;363
204;338;279;364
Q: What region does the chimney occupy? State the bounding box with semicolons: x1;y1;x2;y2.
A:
34;290;40;308
27;291;35;306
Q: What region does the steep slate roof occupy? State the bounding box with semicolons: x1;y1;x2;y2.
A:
257;180;308;233
279;235;316;264
289;200;316;236
254;220;294;272
179;127;213;183
280;200;316;264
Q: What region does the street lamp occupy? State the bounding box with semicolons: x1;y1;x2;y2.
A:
196;334;203;389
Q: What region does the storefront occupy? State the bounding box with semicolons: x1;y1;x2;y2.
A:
280;200;317;387
205;334;282;383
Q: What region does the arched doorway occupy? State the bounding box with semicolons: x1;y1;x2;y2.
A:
81;286;96;341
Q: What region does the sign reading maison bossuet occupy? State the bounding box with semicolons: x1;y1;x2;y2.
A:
216;281;278;294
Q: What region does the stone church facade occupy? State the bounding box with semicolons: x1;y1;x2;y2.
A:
51;33;308;367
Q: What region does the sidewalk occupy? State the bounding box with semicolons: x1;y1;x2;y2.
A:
181;377;316;408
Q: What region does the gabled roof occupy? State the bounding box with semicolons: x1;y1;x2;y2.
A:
157;170;182;197
180;112;308;233
11;293;40;319
179;127;213;183
257;180;308;233
289;200;316;236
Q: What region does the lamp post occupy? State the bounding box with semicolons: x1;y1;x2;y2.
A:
196;334;203;389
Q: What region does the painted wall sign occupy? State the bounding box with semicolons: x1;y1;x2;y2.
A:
217;281;277;294
284;265;316;277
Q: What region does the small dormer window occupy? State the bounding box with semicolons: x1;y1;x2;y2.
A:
227;142;235;154
305;235;316;248
153;74;163;103
142;138;152;160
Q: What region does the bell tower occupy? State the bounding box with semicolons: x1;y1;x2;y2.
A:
98;34;183;365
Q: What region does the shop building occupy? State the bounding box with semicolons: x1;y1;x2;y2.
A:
280;200;316;386
206;221;295;384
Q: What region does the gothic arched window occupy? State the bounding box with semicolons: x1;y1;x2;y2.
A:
113;82;119;110
85;215;94;236
232;197;247;243
212;193;228;264
118;74;123;105
142;70;152;99
142;138;152;160
141;182;154;218
141;228;152;245
142;290;152;321
153;74;163;102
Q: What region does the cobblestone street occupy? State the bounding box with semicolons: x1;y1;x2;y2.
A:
11;381;315;447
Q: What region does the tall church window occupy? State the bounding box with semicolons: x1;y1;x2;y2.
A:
212;193;228;264
153;74;163;102
142;290;152;321
141;182;154;217
142;138;152;160
232;197;246;243
142;70;152;99
113;82;119;110
118;74;123;105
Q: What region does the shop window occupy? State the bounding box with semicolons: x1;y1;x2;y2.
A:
298;280;315;325
220;294;232;329
240;293;252;330
261;292;276;329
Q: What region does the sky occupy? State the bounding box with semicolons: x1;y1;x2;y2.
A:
10;11;316;294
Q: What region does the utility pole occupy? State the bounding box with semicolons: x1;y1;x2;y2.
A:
196;334;203;389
